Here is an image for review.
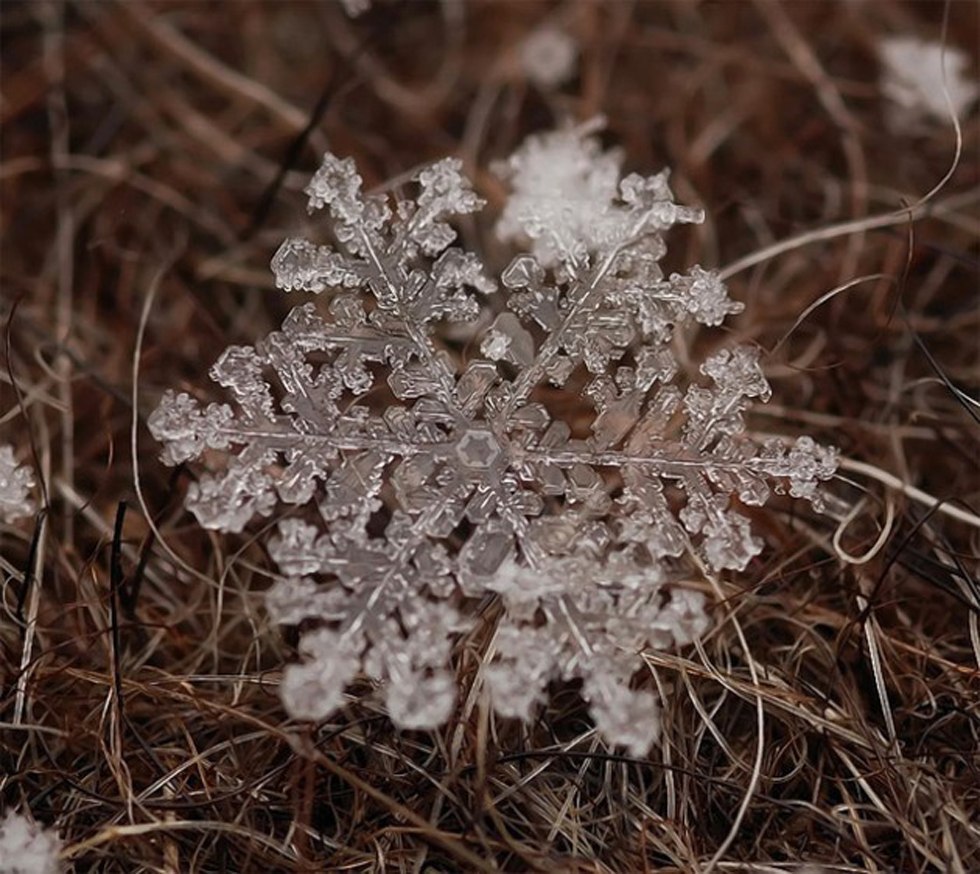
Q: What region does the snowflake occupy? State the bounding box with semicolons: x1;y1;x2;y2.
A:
0;445;36;523
878;36;978;129
520;26;578;90
339;0;370;18
0;811;62;874
149;125;836;753
494;118;708;272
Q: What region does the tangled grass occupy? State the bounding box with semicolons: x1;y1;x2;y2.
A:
2;1;978;870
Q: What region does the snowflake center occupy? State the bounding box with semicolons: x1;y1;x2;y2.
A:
455;429;502;470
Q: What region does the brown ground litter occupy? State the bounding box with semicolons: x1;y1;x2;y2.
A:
2;2;978;871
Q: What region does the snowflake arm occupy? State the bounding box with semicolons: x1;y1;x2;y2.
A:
486;557;709;755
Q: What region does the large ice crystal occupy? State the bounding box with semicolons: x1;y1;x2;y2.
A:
149;124;836;752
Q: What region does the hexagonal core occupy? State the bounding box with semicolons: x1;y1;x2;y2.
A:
455;429;502;469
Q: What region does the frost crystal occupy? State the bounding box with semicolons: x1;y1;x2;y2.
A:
149;124;836;753
0;811;62;874
878;36;978;129
0;445;36;523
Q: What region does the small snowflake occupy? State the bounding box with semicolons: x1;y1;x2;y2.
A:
339;0;370;18
494;119;705;269
520;26;577;89
150;123;836;753
0;445;36;523
0;811;62;874
878;36;978;129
